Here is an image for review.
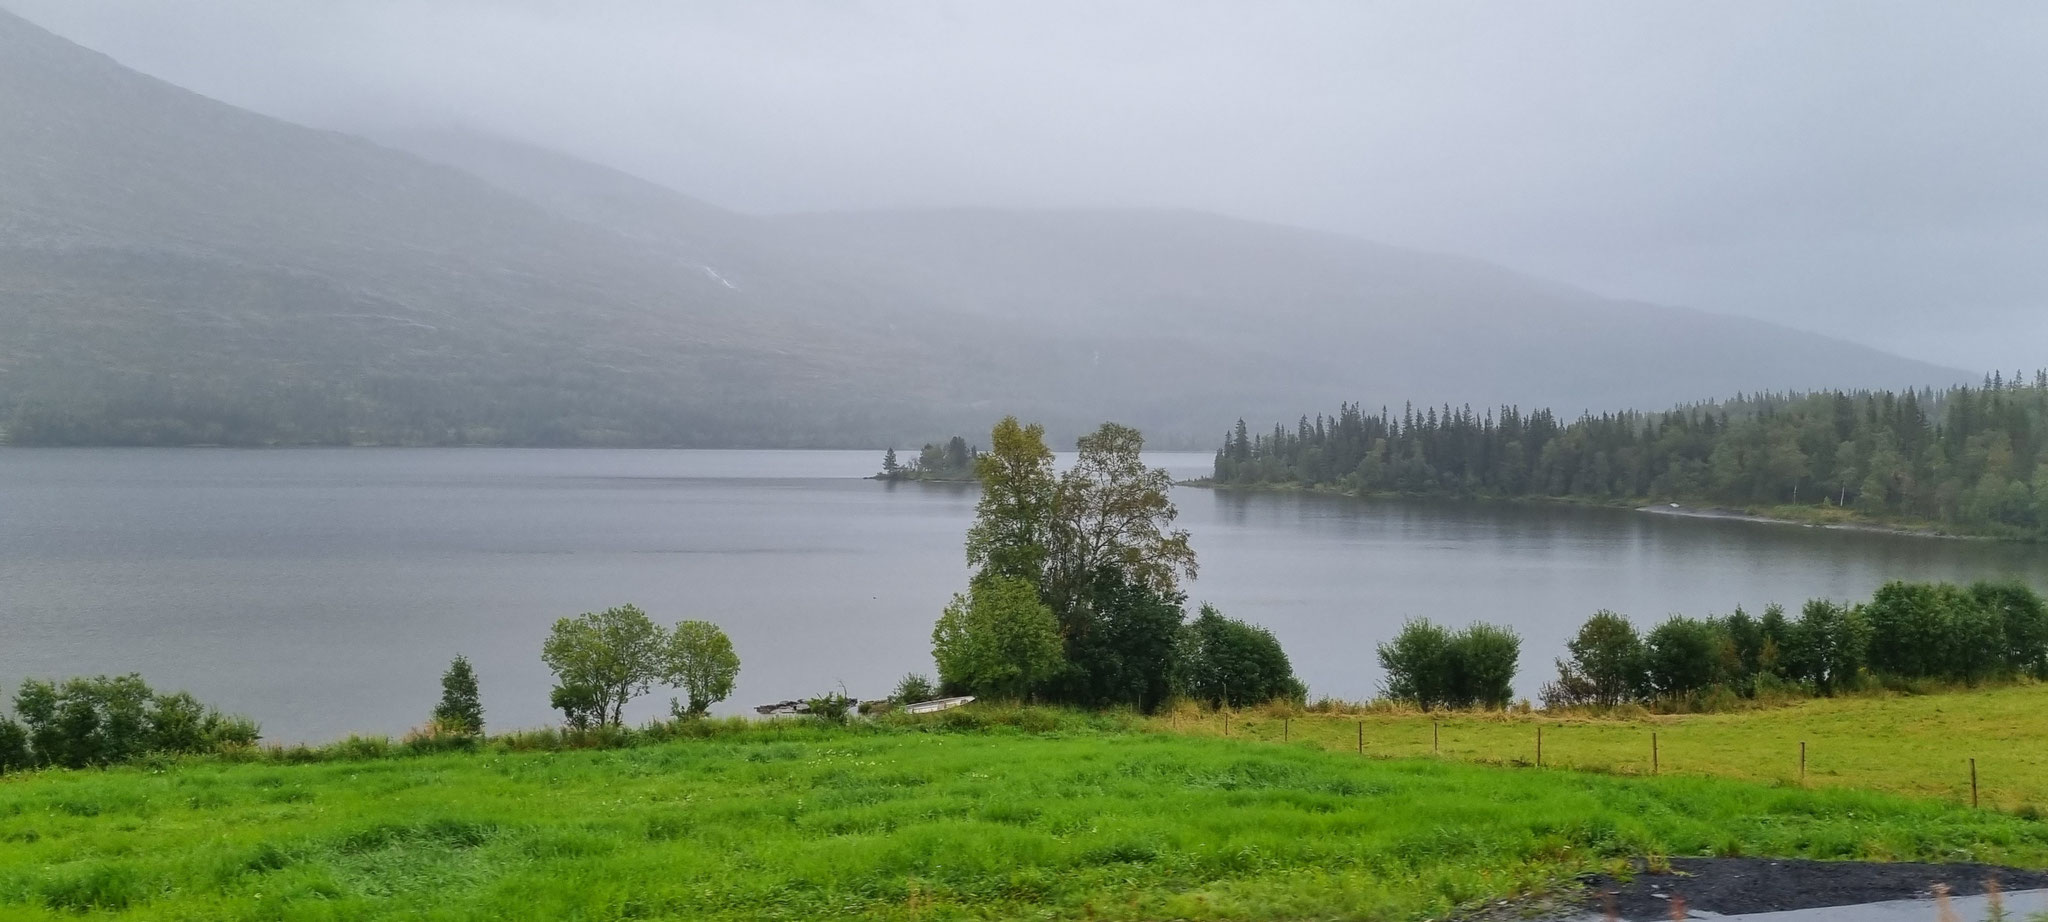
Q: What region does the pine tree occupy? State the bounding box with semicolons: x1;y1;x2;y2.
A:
881;447;901;479
433;655;484;735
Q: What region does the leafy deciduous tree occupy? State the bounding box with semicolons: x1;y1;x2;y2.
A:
541;604;666;727
931;576;1065;700
665;620;741;717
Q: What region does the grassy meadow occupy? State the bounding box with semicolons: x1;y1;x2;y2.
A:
3;708;2048;921
1166;683;2048;811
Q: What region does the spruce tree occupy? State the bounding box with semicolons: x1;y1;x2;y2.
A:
433;655;484;735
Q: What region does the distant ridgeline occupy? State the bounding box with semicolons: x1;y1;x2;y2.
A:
877;437;981;481
1213;371;2048;539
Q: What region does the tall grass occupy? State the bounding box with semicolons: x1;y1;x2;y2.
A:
1164;683;2048;812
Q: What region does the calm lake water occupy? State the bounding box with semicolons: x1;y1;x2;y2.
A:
4;448;2046;742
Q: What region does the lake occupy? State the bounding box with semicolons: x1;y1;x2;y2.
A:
3;448;2045;742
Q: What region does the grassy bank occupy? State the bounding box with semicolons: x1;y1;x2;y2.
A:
3;711;2048;921
1162;683;2048;811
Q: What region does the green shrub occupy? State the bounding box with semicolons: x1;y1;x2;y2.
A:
1970;581;2048;678
1786;599;1870;694
1456;623;1522;709
1545;611;1646;708
805;692;853;725
1377;619;1453;708
1644;616;1725;700
1377;619;1520;710
1175;604;1301;708
0;716;30;773
891;674;937;704
932;576;1066;700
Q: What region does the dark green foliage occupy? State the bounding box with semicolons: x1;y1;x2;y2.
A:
433;655;485;735
1856;580;2048;685
1456;624;1523;710
7;675;257;771
1785;600;1870;694
1376;620;1521;710
548;684;604;732
881;437;980;481
1974;580;2048;678
1216;376;2048;539
1545;611;1646;708
890;674;936;704
932;576;1066;700
1723;607;1765;687
1545;580;2048;708
1054;569;1188;712
1644;616;1726;700
1176;605;1303;708
1863;582;1956;679
0;717;30;772
1377;620;1453;708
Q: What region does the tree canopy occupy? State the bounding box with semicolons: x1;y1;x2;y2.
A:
666;621;742;717
1214;374;2048;538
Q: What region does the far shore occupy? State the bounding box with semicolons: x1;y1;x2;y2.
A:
1185;478;2002;542
1635;502;1985;540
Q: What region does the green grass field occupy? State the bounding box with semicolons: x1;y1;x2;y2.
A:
4;711;2048;921
1165;683;2048;811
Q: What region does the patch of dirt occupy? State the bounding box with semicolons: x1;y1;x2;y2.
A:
1574;857;2048;919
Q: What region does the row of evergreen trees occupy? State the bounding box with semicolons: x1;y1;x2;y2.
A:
1213;373;2048;537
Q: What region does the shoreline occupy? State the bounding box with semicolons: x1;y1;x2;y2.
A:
1186;479;2003;542
1634;502;1985;540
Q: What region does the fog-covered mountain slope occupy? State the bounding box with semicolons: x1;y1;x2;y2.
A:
0;9;1965;447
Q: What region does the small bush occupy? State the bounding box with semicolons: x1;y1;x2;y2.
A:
1550;611;1646;708
1174;605;1301;708
1644;616;1725;700
891;673;937;705
806;692;853;725
1377;619;1520;710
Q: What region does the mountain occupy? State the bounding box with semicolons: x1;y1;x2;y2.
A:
0;9;1967;448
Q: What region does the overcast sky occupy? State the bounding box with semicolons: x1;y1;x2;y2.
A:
7;1;2043;372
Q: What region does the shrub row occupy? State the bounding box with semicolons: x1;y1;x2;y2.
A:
0;674;258;772
1373;579;2048;712
1542;579;2048;709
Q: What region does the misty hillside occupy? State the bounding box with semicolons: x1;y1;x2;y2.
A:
0;9;1964;448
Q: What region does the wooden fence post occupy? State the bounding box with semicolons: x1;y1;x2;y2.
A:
1284;718;1289;742
1972;758;1979;809
1356;720;1363;755
1432;720;1439;755
1537;726;1543;767
1800;741;1806;786
1652;732;1659;776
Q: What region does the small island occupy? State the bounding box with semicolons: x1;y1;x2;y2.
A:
874;436;980;482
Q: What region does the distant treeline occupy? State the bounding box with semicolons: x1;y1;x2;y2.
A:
1378;579;2048;713
1214;373;2048;538
0;374;951;448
